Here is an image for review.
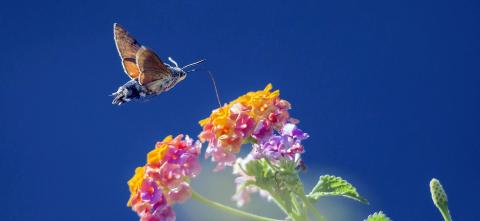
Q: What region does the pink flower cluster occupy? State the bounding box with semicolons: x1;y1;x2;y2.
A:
198;84;291;171
128;135;201;221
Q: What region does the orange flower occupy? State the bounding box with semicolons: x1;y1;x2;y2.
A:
127;166;146;206
198;84;291;171
127;135;201;221
147;135;173;166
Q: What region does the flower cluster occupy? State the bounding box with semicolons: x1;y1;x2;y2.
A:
232;123;309;207
251;123;308;164
127;135;201;221
199;83;308;206
199;84;291;171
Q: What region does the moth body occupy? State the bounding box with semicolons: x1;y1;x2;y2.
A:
111;23;204;105
146;66;186;94
112;79;148;105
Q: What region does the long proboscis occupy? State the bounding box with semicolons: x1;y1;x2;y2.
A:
182;59;221;108
186;67;222;108
206;70;222;108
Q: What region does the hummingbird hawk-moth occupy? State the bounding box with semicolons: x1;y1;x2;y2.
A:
111;23;205;105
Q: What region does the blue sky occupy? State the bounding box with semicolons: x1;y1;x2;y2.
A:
0;0;479;220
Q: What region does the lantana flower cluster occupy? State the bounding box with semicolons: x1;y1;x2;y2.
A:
232;123;309;207
198;84;309;206
127;135;201;221
198;84;292;171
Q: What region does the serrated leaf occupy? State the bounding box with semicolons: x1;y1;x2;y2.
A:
364;211;392;221
307;175;369;204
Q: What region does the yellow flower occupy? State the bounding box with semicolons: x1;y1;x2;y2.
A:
127;166;146;206
147;135;173;165
199;84;279;126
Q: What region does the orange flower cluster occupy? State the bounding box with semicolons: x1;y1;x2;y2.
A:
198;84;291;170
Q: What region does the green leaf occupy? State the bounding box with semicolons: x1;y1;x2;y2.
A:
364;211;392;221
307;175;369;204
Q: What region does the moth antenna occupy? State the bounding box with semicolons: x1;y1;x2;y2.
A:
182;59;206;70
168;57;179;67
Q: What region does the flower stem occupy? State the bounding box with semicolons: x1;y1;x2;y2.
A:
300;195;326;221
191;190;283;221
438;205;453;221
271;195;290;216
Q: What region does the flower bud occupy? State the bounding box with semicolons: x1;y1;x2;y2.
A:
430;178;453;221
430;178;448;208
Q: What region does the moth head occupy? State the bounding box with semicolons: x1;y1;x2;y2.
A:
177;68;187;81
169;66;187;81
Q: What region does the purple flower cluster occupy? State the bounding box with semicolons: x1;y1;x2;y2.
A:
252;123;308;163
232;123;309;207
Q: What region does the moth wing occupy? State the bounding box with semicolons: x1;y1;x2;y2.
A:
136;46;171;85
113;23;142;79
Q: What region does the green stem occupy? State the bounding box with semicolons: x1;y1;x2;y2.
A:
270;194;290;216
439;206;453;221
191;190;283;221
300;195;326;221
290;195;308;221
271;194;302;221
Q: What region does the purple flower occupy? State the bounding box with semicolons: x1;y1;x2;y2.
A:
252;123;308;164
140;179;163;204
281;123;309;140
252;120;273;142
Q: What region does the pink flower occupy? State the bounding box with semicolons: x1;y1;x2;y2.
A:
198;84;292;171
130;178;171;221
167;182;192;203
128;135;202;221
